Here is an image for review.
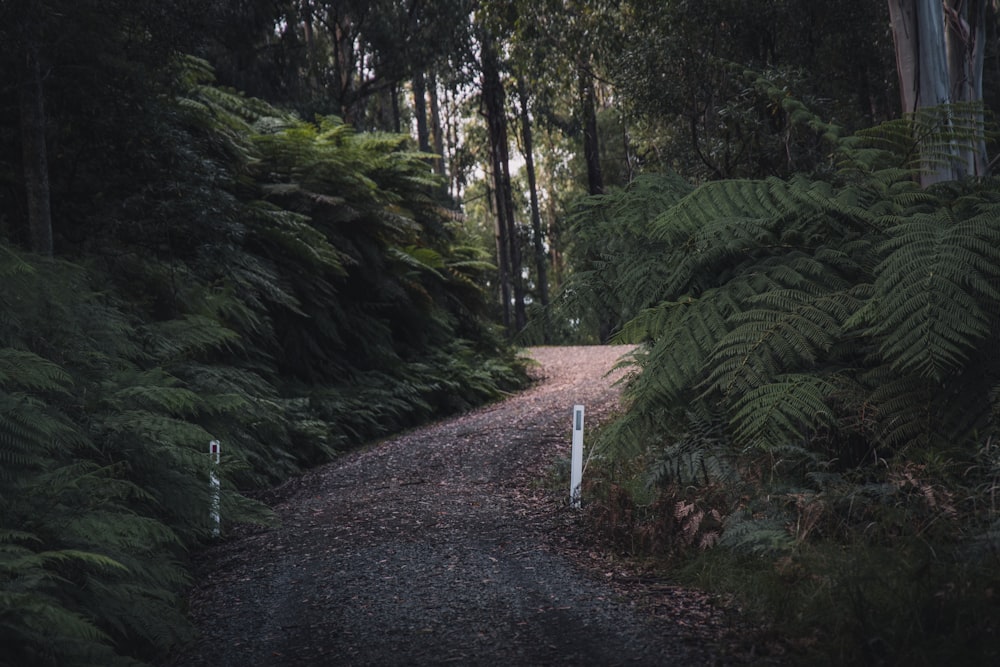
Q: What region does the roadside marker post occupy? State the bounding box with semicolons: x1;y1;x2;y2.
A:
209;440;221;537
570;405;585;508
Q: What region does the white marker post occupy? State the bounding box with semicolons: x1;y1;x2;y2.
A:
570;405;585;508
209;440;221;537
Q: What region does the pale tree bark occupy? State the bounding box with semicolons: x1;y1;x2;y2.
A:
328;9;357;122
943;0;988;177
888;0;990;185
444;87;463;200
19;1;53;257
889;0;950;114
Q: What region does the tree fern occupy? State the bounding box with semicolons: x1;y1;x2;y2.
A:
0;51;525;665
730;374;837;451
850;202;1000;381
572;105;1000;602
615;291;735;406
0;349;72;393
703;277;854;400
643;410;738;487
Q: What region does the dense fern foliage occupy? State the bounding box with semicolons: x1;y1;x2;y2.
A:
574;113;1000;662
0;58;525;665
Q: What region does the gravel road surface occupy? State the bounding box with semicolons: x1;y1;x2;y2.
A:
168;346;756;666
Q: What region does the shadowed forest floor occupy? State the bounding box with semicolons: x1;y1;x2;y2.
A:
167;346;774;666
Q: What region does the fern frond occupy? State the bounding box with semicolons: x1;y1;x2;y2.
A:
139;315;242;362
30;549;128;572
247;202;351;277
108;371;200;416
720;510;795;555
100;410;213;456
730;374;837;451
856;211;1000;380
0;349;72;393
0;591;112;644
390;245;446;280
646;410;737;486
654;178;787;243
0;244;36;278
616;291;735;406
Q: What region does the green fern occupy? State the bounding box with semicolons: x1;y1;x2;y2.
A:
1;51;524;665
850;203;1000;381
0;349;73;393
842;102;990;179
644;410;738;487
730;374;837;450
571;113;1000;619
719;510;795;556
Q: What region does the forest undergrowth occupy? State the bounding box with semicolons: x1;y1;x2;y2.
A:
562;106;1000;665
0;57;527;666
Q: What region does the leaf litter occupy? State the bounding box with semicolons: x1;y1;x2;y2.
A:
167;346;780;666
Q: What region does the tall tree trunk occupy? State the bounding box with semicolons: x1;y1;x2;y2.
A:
578;58;611;339
332;11;356;122
517;77;550;332
481;45;511;331
375;79;396;132
391;82;402;133
19;6;53;257
888;0;990;185
428;71;446;176
481;33;526;335
488;176;512;332
943;0;988;177
445;87;462;199
412;70;430;153
301;0;319;96
578;60;604;195
545;189;564;293
888;0;951;186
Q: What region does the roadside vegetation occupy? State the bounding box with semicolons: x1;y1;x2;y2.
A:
572;110;1000;664
0;51;524;667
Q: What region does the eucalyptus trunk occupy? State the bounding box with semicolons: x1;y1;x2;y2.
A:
888;0;989;184
943;0;988;177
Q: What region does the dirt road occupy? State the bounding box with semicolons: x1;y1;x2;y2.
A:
169;346;750;666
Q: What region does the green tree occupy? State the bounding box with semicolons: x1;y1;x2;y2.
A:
205;0;475;129
605;0;898;180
